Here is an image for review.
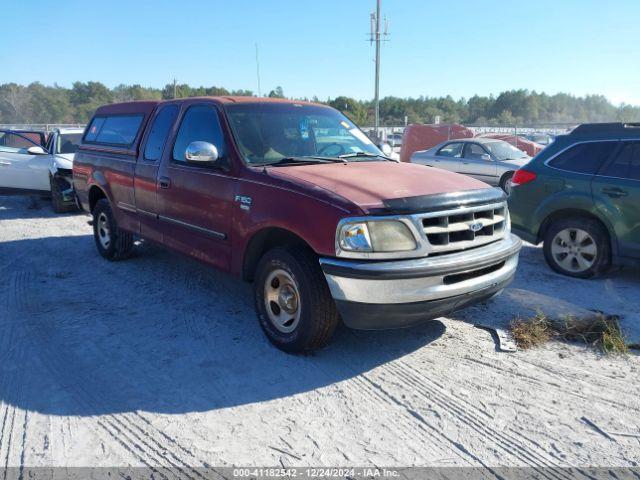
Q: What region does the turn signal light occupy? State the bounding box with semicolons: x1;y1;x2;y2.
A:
512;169;537;186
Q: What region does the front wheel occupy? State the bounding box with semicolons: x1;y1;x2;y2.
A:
543;217;610;278
92;198;134;261
254;246;339;353
51;176;78;213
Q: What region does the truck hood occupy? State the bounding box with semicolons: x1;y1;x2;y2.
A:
267;161;490;214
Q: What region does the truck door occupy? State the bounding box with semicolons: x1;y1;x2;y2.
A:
134;104;180;243
592;141;640;259
156;103;234;271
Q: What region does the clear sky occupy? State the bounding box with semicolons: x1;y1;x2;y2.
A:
1;0;638;105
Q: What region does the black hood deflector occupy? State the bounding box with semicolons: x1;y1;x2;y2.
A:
367;188;506;215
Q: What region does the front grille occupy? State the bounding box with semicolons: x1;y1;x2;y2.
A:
443;261;506;285
421;203;507;253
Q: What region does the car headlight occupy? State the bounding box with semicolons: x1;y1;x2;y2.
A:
338;220;417;253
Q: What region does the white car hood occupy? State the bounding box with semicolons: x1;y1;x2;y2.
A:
53;153;74;170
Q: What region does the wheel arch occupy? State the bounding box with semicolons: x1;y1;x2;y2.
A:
242;227;315;282
88;185;108;213
538;208;617;257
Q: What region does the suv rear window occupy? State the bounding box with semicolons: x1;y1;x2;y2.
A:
548;141;617;174
601;142;640;180
85;115;144;146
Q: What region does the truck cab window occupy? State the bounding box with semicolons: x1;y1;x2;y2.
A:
172;105;226;163
144;105;179;161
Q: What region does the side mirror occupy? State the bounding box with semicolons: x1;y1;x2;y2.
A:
481;153;492;161
185;141;219;164
380;143;393;157
27;146;47;155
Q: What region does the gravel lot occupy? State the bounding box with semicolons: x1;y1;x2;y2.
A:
0;195;639;470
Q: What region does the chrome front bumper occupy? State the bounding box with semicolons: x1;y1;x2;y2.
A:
320;234;522;329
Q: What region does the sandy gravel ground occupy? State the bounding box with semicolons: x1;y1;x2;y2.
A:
0;195;639;471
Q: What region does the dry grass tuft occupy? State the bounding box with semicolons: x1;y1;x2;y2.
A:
509;311;628;354
560;314;628;355
509;312;554;350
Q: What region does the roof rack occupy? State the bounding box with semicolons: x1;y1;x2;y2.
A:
571;122;640;135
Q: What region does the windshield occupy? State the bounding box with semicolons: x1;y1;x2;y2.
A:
57;133;83;154
484;141;528;160
225;103;383;165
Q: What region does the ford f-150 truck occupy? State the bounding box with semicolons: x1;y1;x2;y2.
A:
73;97;522;353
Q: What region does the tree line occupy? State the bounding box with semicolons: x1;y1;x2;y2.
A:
1;81;638;127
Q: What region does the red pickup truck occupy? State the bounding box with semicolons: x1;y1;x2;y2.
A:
73;97;522;352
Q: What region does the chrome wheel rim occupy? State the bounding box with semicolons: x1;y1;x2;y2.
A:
551;228;597;273
264;269;301;333
97;212;111;249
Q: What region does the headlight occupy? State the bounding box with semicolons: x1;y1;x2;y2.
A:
338;220;417;253
339;222;372;252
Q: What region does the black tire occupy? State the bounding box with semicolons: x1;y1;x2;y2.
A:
499;171;514;196
254;246;339;353
543;217;610;278
51;176;78;213
92;198;134;261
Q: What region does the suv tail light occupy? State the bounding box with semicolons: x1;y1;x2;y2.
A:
511;169;537;186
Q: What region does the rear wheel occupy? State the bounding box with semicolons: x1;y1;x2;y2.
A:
92;198;133;261
543;217;610;278
254;246;339;353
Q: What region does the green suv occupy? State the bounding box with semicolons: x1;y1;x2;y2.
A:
509;123;640;278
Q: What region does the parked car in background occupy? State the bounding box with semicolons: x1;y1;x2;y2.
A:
524;132;554;146
0;128;82;212
387;132;403;147
478;133;544;157
45;128;84;211
400;123;474;163
74;97;521;353
509;122;640;278
410;138;530;194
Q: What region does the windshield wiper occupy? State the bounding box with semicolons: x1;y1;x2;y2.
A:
262;156;346;167
338;152;396;162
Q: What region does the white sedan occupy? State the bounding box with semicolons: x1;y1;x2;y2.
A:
0;128;83;212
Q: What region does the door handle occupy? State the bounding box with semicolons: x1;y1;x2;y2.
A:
601;187;628;198
159;177;171;189
0;161;11;166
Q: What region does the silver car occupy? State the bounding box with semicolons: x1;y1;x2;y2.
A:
410;138;530;194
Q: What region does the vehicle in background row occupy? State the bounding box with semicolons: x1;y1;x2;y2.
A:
410;138;530;195
523;132;554;146
387;133;403;148
509;122;640;278
45;128;84;211
477;133;544;157
74;97;521;353
0;128;82;212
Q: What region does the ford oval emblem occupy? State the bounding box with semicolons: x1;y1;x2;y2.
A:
469;221;484;232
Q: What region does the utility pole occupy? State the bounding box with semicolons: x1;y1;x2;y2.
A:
370;0;388;142
173;78;177;99
255;43;262;97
